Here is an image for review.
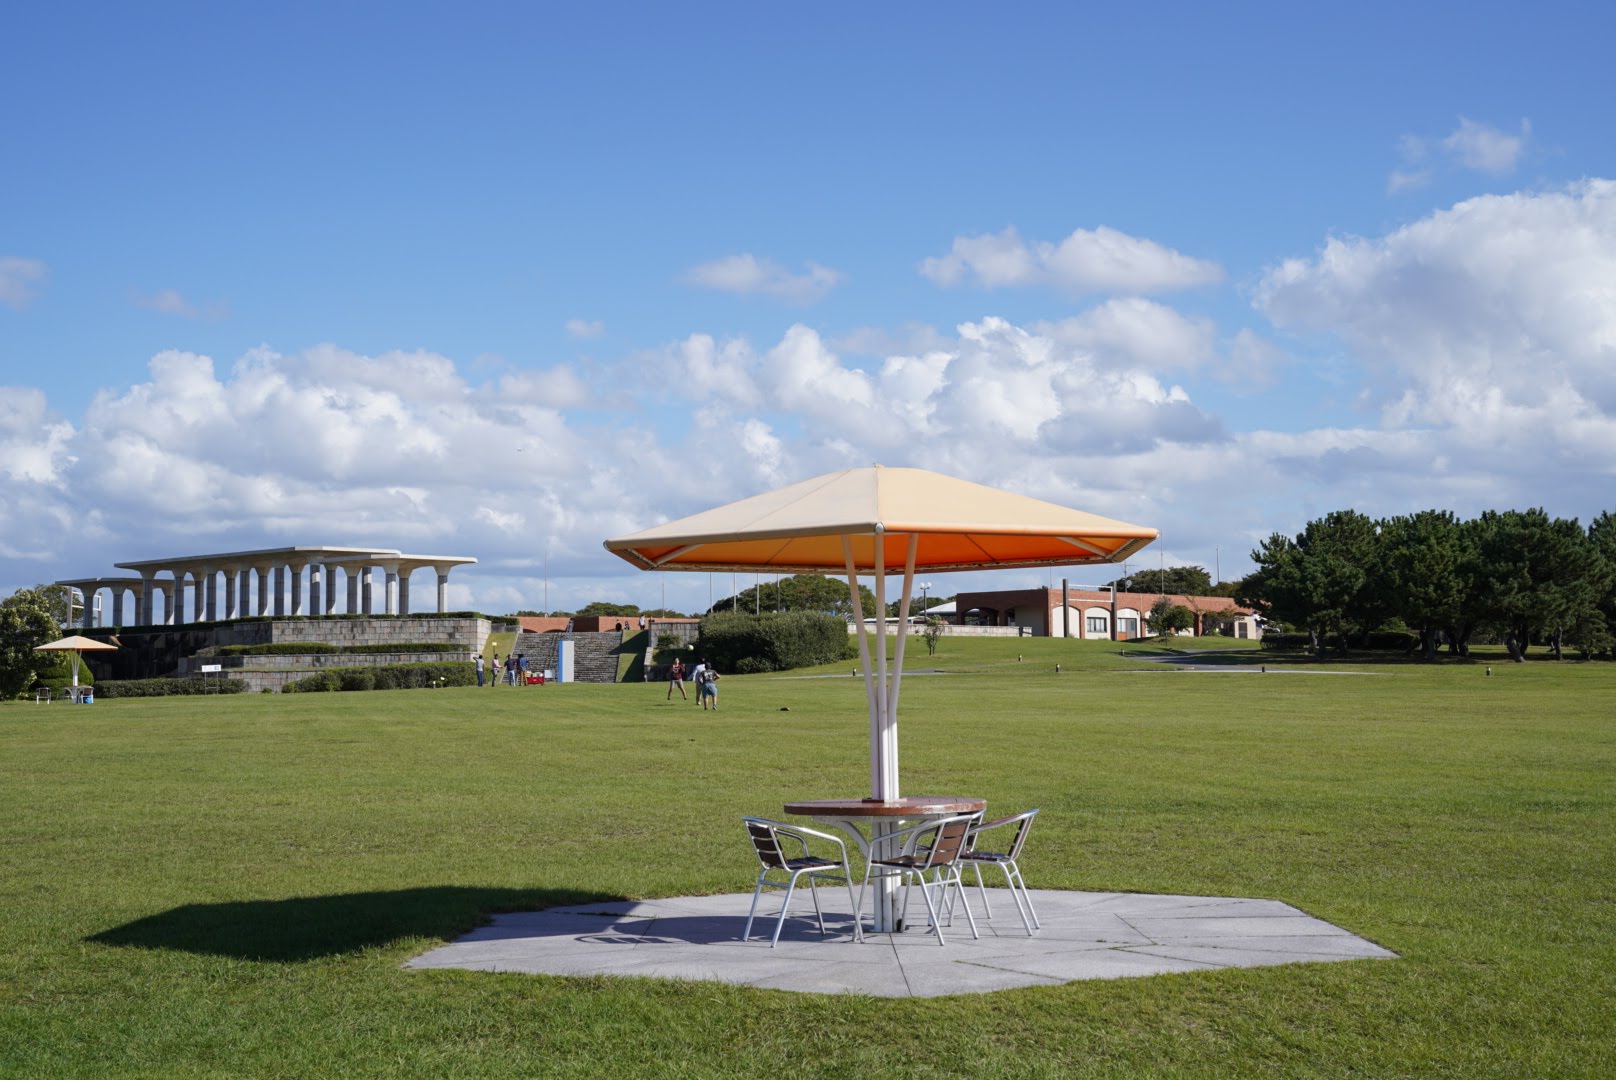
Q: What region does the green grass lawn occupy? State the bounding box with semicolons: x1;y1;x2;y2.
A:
2;639;1613;1077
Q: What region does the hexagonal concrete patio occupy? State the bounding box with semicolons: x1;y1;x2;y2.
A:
406;888;1396;997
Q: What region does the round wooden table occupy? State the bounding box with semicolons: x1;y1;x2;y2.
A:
784;796;986;933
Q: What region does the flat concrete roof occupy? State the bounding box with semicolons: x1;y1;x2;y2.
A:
111;546;476;571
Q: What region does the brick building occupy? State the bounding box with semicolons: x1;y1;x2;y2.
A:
952;586;1259;641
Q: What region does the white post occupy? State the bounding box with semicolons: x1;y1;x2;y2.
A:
397;570;411;616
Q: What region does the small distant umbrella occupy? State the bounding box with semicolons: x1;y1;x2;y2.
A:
32;635;118;688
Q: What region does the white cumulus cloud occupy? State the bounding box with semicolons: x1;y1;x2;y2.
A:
682;254;843;304
1256;179;1616;484
1389;117;1531;193
919;226;1223;294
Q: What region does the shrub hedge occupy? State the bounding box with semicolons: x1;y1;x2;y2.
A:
696;612;855;674
215;642;341;656
214;642;465;656
95;678;249;698
282;661;475;693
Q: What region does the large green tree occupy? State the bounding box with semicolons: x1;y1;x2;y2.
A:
0;587;65;698
1380;510;1470;660
1470;509;1601;661
1108;565;1213;596
711;574;876;617
1245;511;1380;655
1588;511;1616;653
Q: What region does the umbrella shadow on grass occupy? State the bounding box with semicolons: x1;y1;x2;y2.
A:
88;886;625;963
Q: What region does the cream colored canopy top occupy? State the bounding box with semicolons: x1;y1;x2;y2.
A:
33;635;118;652
604;466;1157;574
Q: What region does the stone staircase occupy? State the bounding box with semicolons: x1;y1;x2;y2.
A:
508;630;627;683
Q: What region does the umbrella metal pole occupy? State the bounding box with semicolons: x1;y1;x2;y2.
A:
845;537;901;933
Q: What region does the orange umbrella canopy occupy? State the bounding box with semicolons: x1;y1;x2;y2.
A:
604;466;1157;574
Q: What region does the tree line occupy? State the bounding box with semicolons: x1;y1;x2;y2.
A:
1238;509;1616;661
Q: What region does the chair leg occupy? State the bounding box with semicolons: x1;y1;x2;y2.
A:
973;862;993;920
771;876;801;947
913;873;947;946
1007;861;1040;930
949;867;980;940
805;875;828;937
842;875;865;943
744;874;769;941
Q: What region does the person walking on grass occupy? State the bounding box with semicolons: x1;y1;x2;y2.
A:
475;653;485;687
489;654;500;687
667;656;687;700
694;659;720;711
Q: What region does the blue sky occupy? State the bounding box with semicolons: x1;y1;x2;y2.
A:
5;2;1616;614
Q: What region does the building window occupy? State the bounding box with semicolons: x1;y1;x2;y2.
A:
1087;616;1107;634
1119;618;1138;637
1237;622;1248;639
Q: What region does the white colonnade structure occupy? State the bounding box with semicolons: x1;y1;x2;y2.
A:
56;546;475;628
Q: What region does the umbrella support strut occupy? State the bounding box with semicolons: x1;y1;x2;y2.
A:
844;531;920;933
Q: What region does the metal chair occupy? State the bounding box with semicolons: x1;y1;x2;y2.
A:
855;813;980;945
742;817;864;947
956;809;1041;934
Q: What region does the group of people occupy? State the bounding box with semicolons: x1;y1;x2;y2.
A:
472;647;722;704
475;652;533;686
665;656;720;709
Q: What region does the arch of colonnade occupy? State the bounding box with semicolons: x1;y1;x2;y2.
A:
56;546;476;629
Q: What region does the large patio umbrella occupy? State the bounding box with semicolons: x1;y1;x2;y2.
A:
33;634;118;691
604;465;1157;801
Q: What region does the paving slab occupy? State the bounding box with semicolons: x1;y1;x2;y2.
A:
404;887;1396;997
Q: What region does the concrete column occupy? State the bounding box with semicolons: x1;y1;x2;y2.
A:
82;587;97;630
204;572;218;621
305;564;320;618
324;565;338;615
256;567;270;616
385;570;399;615
436;569;450;613
140;573;156;625
113;588;127;627
163;579;179;625
346;567;361;614
362;569;374;614
223;570;238;620
274;566;286;616
398;570;411;616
